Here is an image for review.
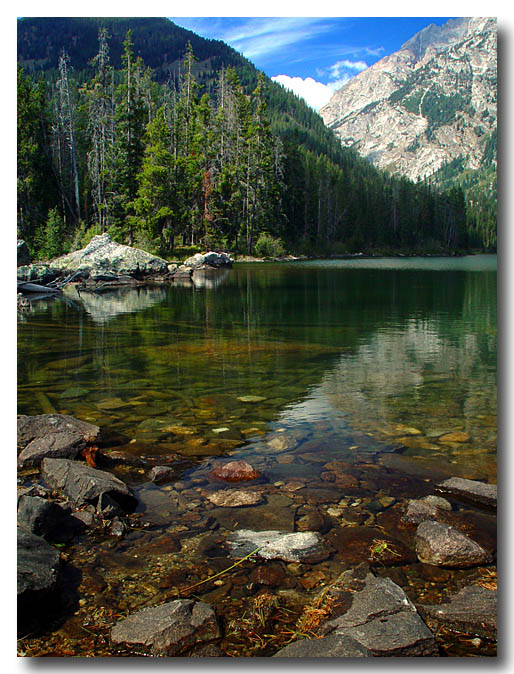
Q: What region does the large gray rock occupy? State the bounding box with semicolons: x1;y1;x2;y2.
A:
227;529;329;563
183;251;233;269
41;458;137;512
17;414;100;467
415;520;491;567
50;233;169;277
278;566;438;657
17;240;31;266
17;525;61;609
419;584;497;640
17;263;60;284
435;477;497;508
110;599;220;656
17;494;81;543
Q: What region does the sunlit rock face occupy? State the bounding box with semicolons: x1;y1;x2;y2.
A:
320;18;496;181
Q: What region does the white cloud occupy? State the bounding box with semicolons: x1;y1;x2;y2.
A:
271;74;351;111
329;59;368;79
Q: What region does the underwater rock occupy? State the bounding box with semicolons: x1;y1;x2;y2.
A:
110;599;220;656
148;466;176;483
209;460;261;482
415;520;491;567
419;584;497;640
227;529;329;563
435;477;497;509
206;489;264;507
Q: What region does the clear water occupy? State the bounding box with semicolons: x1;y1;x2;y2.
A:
17;255;497;656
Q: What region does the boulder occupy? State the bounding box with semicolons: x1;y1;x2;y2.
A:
17;494;82;543
49;233;169;277
17;263;61;284
17;240;31;266
419;584;497;640
183;251;233;269
41;458;137;512
17;525;61;610
209;460;261;482
283;565;438;657
18;414;100;454
227;529;329;563
435;477;497;509
415;520;491;567
110;599;220;656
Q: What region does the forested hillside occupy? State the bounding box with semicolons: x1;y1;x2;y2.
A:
17;17;476;260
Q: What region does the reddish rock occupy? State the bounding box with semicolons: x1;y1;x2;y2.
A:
209;460;261;482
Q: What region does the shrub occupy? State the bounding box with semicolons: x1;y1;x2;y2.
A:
254;232;286;258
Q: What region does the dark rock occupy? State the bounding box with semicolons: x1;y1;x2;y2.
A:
41;458;137;512
249;562;289;588
96;492;125;518
415;520;491;567
17;494;81;543
148;465;176;483
209;460;261;482
109;516;127;537
17;414;101;467
227;529;329;563
273;633;371;657
110;599;220;656
419;584;497;640
17;525;61;610
71;509;99;528
435;477;497;509
17;240;31;266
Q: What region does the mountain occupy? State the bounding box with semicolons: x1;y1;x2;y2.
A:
319;17;497;183
17;17;479;257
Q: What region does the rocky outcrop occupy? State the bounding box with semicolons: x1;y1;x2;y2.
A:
169;251;233;284
320;17;496;181
49;233;169;277
17;414;101;467
41;457;137;512
110;599;220;656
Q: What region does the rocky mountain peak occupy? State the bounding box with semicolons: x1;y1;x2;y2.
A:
320;17;496;182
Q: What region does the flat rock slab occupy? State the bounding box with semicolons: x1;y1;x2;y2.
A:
273;633;371;657
110;599;220;656
17;526;61;609
227;529;328;563
17;414;100;467
415;520;491;567
435;477;497;509
420;585;497;640
211;493;296;531
206;489;264;507
41;458;137;511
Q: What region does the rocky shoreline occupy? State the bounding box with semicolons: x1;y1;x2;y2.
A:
17;412;497;657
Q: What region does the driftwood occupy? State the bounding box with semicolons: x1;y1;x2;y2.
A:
17;281;61;295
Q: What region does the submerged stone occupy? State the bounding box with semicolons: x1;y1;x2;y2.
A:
110;599;220;656
205;489;263;507
209;460;261;482
237;395;267;403
227;529;329;563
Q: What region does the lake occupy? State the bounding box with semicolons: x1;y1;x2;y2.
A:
17;255;497;656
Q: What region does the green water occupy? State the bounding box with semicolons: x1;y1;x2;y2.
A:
18;255;497;479
17;255;497;656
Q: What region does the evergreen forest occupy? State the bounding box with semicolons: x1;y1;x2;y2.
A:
17;18;494;261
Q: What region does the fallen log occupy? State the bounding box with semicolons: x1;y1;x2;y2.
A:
17;281;61;295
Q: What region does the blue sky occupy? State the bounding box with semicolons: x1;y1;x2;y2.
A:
169;17;454;110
